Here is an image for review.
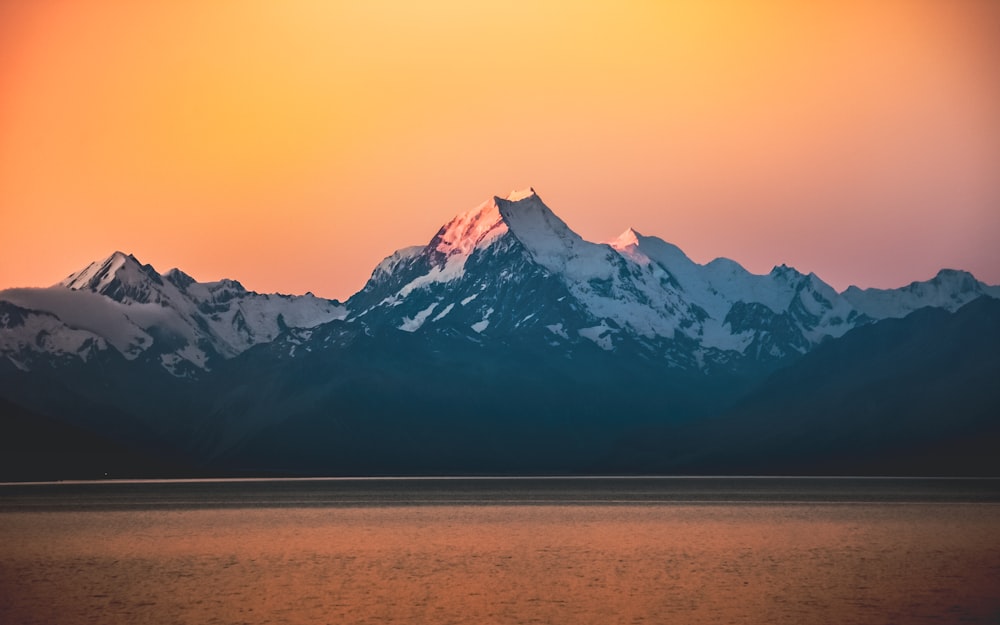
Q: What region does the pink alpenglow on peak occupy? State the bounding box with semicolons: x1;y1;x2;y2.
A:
608;228;642;251
432;187;549;259
433;198;508;257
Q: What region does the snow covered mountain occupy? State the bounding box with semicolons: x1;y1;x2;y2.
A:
843;269;1000;319
0;252;345;376
0;300;108;371
1;187;998;478
346;188;991;369
2;189;996;378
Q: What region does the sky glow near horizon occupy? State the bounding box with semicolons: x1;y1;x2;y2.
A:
1;1;998;299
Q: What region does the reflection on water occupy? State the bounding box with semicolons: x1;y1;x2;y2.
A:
2;500;999;624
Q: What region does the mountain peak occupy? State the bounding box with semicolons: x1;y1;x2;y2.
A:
769;263;803;279
931;268;976;283
843;267;995;318
164;267;196;290
61;251;142;290
60;251;164;302
609;228;642;250
493;188;580;251
431;188;566;259
431;197;507;257
502;187;536;202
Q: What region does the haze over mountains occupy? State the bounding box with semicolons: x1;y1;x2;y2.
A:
1;189;998;479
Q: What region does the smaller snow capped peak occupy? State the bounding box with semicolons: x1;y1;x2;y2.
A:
165;267;196;290
769;263;802;279
59;251;166;303
108;250;133;263
608;228;642;250
922;269;979;294
61;251;142;290
932;268;974;282
207;278;247;293
99;250;136;270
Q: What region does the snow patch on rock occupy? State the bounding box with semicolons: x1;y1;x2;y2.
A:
399;303;438;332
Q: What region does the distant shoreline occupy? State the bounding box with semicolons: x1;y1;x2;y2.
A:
3;476;999;512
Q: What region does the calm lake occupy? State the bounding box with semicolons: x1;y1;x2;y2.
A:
2;477;999;624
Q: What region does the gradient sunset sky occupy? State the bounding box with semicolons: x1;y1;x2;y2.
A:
2;1;998;299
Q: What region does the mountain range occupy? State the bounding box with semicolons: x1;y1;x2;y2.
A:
2;188;998;479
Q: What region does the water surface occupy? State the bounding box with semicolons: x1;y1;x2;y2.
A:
2;478;998;624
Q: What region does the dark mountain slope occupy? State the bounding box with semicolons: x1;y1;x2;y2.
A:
200;321;752;475
0;397;197;481
603;297;1000;476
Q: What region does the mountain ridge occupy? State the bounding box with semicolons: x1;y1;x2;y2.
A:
601;296;1000;476
1;188;997;478
4;189;997;377
2;251;345;375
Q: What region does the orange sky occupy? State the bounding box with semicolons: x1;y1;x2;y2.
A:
1;0;998;299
